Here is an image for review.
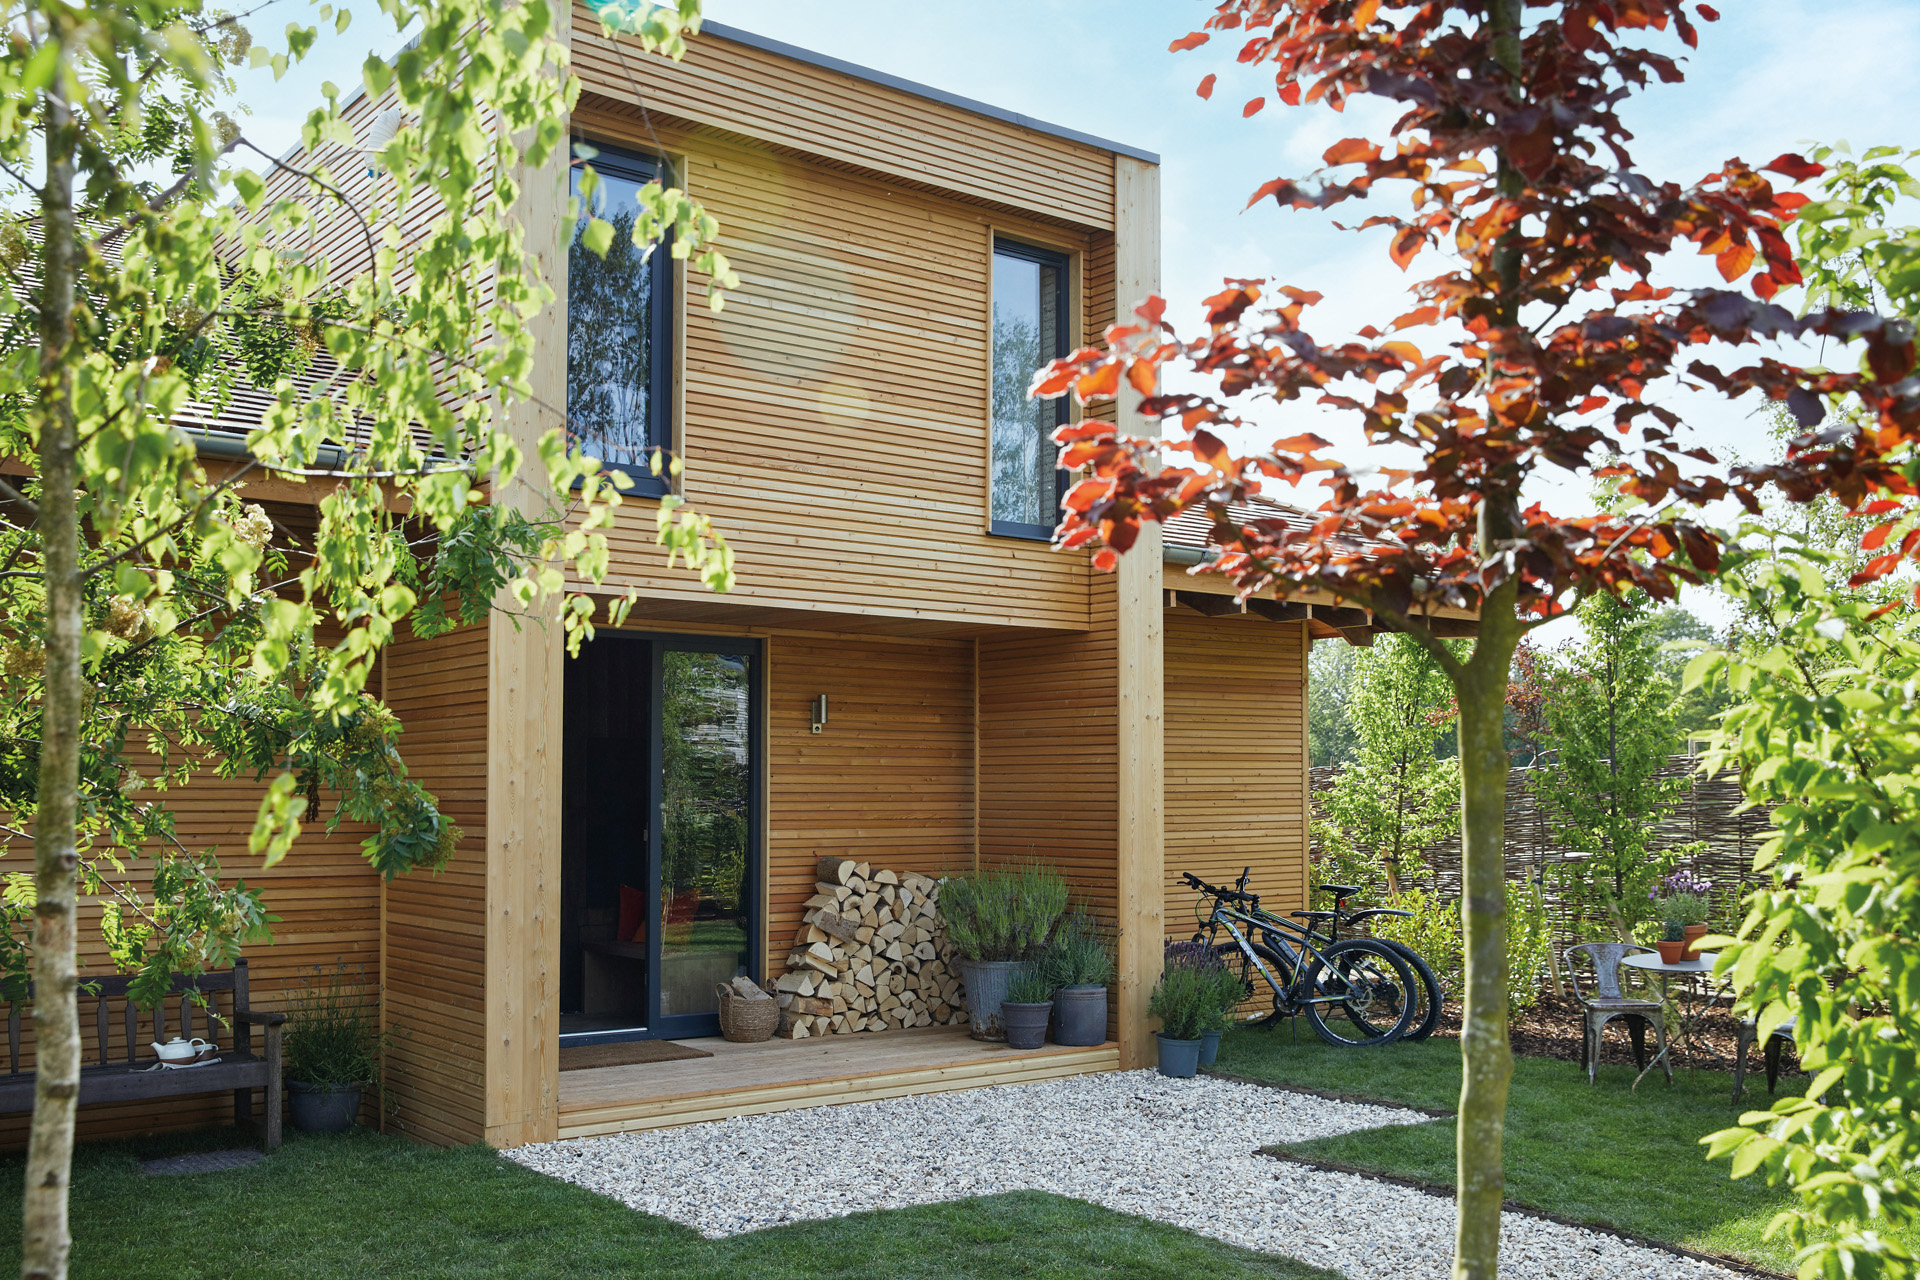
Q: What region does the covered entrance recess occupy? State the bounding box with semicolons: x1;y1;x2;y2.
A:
560;633;763;1044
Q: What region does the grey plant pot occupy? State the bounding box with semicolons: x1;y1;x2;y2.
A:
1050;985;1108;1047
1001;1001;1052;1051
1198;1029;1223;1067
958;959;1032;1042
287;1081;363;1134
1156;1033;1202;1079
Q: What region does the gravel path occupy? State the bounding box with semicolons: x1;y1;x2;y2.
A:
508;1070;1749;1280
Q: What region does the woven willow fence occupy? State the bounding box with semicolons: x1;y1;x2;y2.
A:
1307;754;1772;944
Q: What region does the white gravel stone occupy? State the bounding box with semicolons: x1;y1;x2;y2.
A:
507;1069;1745;1280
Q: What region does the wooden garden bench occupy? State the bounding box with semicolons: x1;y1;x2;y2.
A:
0;958;284;1149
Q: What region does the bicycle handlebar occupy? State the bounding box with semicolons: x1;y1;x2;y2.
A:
1181;870;1259;908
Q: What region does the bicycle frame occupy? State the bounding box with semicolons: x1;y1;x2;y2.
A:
1203;897;1358;1014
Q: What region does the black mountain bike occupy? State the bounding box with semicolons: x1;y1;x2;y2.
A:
1289;882;1446;1042
1181;871;1419;1047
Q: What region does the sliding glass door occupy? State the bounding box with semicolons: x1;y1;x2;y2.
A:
561;634;761;1044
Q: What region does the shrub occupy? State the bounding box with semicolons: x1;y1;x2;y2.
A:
1148;962;1215;1041
1006;967;1057;1005
938;862;1069;963
1047;910;1115;988
1363;882;1553;1014
283;963;396;1092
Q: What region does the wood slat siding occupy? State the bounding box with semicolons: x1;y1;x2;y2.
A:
765;635;975;981
1163;612;1310;938
572;16;1117;230
976;574;1120;912
381;625;491;1146
566;105;1102;632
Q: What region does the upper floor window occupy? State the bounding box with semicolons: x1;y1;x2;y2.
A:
569;144;675;497
989;238;1070;540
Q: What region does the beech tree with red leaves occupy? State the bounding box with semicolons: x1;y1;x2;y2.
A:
1031;2;1920;1276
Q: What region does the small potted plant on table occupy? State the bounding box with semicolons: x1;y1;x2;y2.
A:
283;964;395;1134
1047;910;1114;1047
1651;870;1711;961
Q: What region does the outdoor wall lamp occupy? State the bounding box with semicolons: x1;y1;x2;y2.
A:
811;694;829;735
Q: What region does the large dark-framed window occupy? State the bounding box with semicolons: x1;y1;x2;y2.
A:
989;237;1072;540
568;142;676;498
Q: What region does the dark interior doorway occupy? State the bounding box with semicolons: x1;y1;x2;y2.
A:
560;633;761;1044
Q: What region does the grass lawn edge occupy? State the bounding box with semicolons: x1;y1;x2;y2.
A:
1257;1146;1791;1280
1201;1067;1457;1118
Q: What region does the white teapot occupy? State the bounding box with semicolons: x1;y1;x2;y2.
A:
151;1037;211;1064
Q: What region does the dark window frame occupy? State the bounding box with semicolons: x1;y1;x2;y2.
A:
568;140;677;500
988;237;1073;542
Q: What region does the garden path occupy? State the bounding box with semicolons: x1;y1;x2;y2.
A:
508;1069;1746;1280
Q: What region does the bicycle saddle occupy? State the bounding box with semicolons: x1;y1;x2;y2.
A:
1318;884;1361;898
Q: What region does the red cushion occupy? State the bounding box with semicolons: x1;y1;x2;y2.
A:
618;884;646;943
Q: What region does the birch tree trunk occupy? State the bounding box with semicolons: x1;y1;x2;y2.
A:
23;30;82;1280
1452;591;1519;1280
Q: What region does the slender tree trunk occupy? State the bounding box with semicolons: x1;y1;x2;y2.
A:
1452;595;1520;1280
23;38;81;1280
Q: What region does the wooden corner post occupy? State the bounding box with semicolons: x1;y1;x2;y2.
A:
1112;154;1164;1071
484;10;569;1148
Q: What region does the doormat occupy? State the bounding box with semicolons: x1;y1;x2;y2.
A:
560;1039;715;1071
140;1150;266;1177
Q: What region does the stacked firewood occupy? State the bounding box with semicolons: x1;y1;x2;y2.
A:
772;856;967;1038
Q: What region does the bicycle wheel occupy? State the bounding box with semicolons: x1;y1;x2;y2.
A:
1304;939;1419;1046
1374;939;1445;1041
1212;940;1297;1029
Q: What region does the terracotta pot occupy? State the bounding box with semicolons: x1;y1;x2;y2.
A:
1657;939;1688;964
1682;923;1708;961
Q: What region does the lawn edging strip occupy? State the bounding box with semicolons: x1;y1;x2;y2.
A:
1257;1147;1789;1280
1201;1068;1455;1119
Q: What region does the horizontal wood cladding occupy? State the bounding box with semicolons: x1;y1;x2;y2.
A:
764;634;975;985
570;106;1101;632
976;575;1120;913
572;15;1118;229
1162;612;1309;937
382;624;491;1147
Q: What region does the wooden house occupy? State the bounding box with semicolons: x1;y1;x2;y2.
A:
18;13;1463;1152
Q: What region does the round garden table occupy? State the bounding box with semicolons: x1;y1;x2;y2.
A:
1620;950;1729;1088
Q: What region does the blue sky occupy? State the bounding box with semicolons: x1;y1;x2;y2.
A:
229;1;1920;630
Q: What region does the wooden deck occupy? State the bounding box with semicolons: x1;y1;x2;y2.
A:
555;1026;1120;1139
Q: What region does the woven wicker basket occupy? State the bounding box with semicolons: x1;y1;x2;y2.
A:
716;983;780;1043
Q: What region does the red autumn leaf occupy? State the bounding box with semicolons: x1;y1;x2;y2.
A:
1191;429;1231;470
1278;81;1301;106
1031;363;1078;396
1243;97;1266;118
1775;191;1811;212
1715;242;1755;282
1169;31;1210;52
1851;552;1902;586
1752;272;1779;301
1272;433;1331;454
1578;395;1607;414
1862;499;1906;515
1762;153;1824;182
1388;225;1424;270
1697;3;1720;17
1091;549;1118;573
1127;359;1157;395
1197;74;1217;100
1353;0;1380;24
1074;363;1120;400
1862;523;1895;551
1381;339;1424;364
1244;177;1301;209
1323;137;1381;166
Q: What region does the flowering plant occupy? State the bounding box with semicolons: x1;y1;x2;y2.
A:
1651;869;1712;930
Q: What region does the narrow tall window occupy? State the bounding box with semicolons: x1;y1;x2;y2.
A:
990;239;1070;539
568;145;675;496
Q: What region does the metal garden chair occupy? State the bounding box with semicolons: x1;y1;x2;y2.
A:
1566;942;1670;1086
1731;1015;1797;1104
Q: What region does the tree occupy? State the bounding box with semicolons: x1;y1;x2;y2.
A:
0;0;734;1273
1307;639;1361;766
1025;4;1918;1275
1537;592;1695;939
1316;633;1460;897
1698;554;1920;1280
1503;640;1552;767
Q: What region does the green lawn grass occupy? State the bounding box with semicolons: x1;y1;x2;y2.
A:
10;1126;1341;1280
1212;1027;1910;1274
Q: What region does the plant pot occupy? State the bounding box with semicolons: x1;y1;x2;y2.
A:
958;959;1032;1042
287;1081;363;1134
1050;985;1108;1047
1198;1028;1223;1067
1002;1001;1052;1050
1656;939;1687;964
1156;1032;1202;1079
1682;924;1708;961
